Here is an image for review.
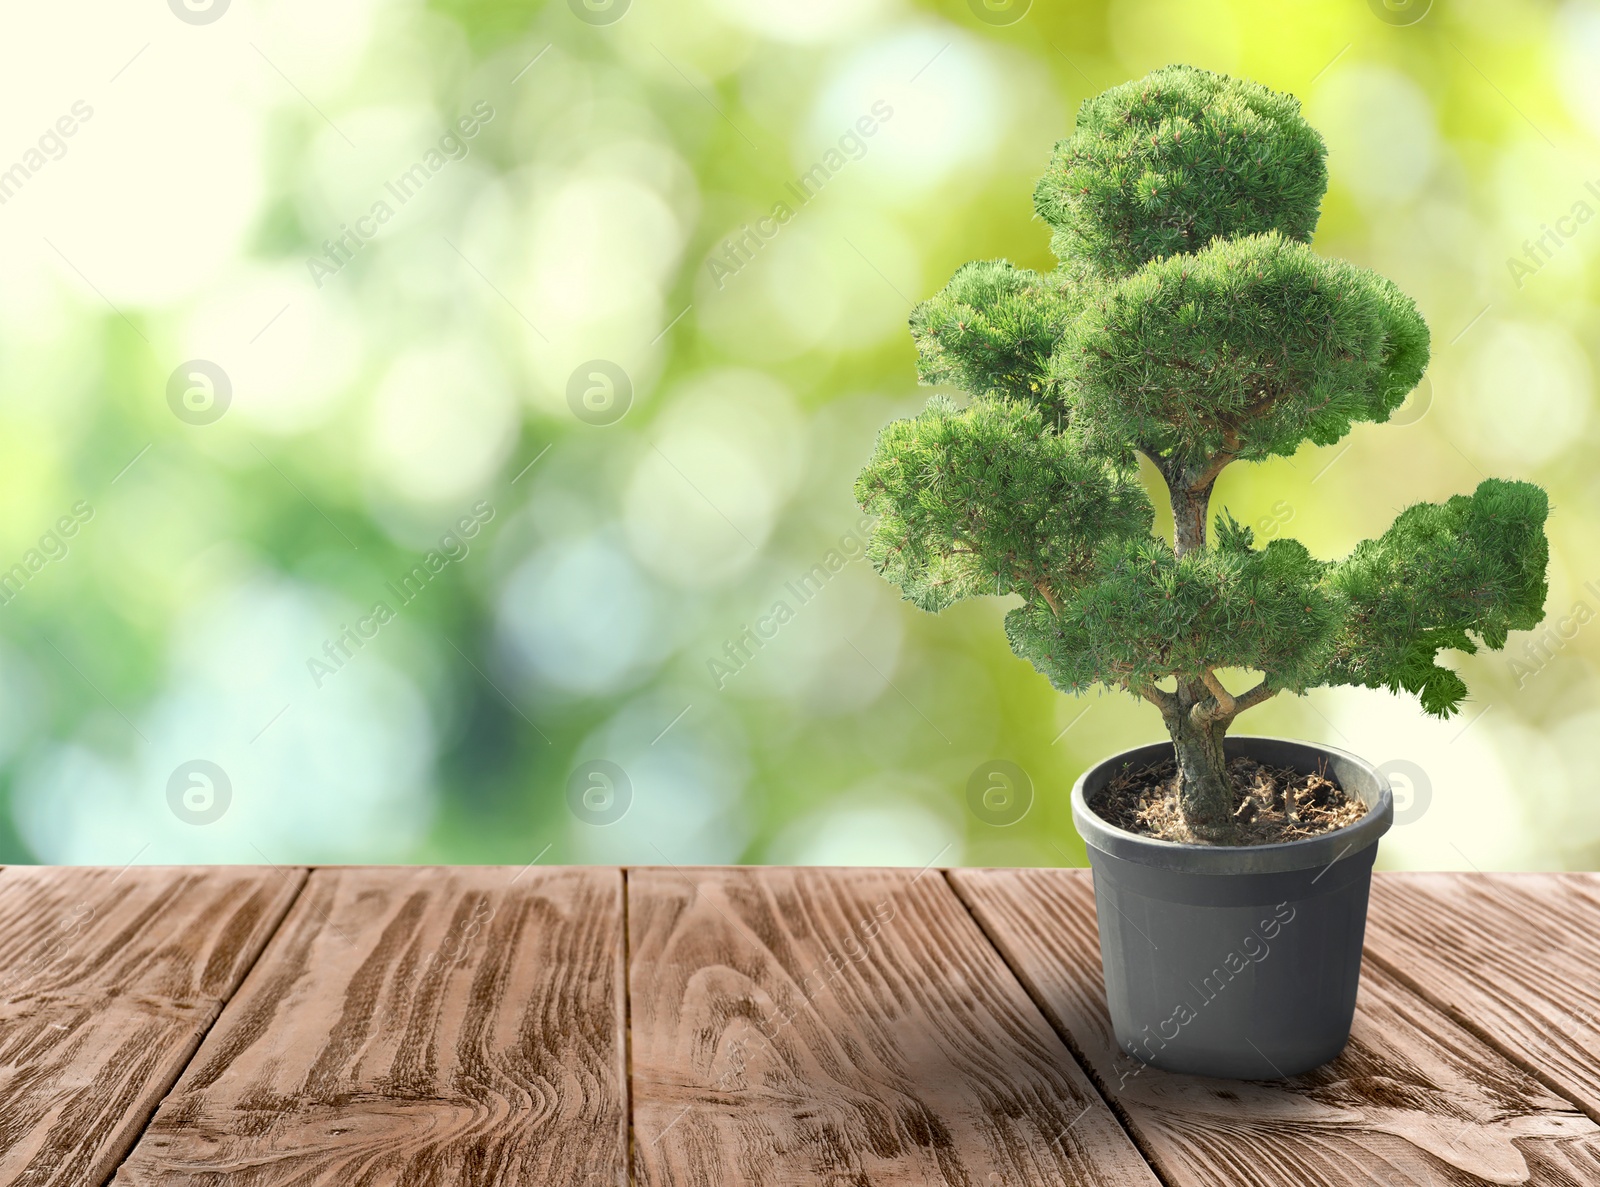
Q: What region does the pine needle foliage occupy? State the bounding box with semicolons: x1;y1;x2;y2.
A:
1323;479;1550;716
909;261;1081;422
853;65;1551;839
1033;66;1328;276
1056;231;1432;467
856;398;1153;613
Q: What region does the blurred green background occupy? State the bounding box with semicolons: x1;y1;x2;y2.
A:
0;0;1593;871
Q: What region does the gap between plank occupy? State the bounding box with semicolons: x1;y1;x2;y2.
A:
97;866;313;1187
941;869;1176;1187
1361;944;1600;1126
622;866;638;1187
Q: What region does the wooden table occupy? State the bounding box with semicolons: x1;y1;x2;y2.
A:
1;866;1597;1186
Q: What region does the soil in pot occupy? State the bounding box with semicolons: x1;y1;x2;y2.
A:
1089;754;1369;845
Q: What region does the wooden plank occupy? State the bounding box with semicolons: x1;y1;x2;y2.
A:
1366;872;1600;1120
111;865;627;1187
627;864;1158;1186
0;865;304;1187
952;867;1600;1186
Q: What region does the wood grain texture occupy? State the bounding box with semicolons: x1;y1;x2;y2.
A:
952;867;1600;1187
1366;873;1600;1121
111;865;627;1187
627;864;1158;1187
0;864;305;1187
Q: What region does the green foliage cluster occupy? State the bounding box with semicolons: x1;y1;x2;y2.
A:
1056;231;1432;467
857;397;1152;612
1033;66;1328;276
1325;479;1550;715
908;262;1079;422
1002;524;1336;697
855;64;1550;755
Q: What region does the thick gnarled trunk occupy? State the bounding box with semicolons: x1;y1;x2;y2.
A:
1168;710;1233;839
1171;481;1214;558
1153;677;1236;840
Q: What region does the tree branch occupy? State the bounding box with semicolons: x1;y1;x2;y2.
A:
1231;678;1280;716
1137;446;1174;485
1033;581;1062;616
1193;668;1235;723
1133;681;1178;716
1188;450;1236;493
1190;671;1279;724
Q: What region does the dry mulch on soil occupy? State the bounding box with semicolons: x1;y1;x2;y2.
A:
1089;755;1370;845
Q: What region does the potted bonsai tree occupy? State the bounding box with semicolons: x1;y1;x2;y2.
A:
855;65;1550;1079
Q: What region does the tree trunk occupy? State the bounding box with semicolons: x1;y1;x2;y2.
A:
1162;681;1235;840
1148;450;1238;837
1170;474;1216;559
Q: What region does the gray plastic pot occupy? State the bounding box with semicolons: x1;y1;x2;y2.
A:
1071;735;1393;1080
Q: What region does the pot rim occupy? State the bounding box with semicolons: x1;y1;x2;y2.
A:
1070;734;1395;876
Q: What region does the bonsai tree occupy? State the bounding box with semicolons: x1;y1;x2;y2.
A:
855;65;1550;842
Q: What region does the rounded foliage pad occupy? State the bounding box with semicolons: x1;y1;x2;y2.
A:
1056;231;1430;465
854;397;1152;613
1035;65;1329;276
909;260;1080;422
